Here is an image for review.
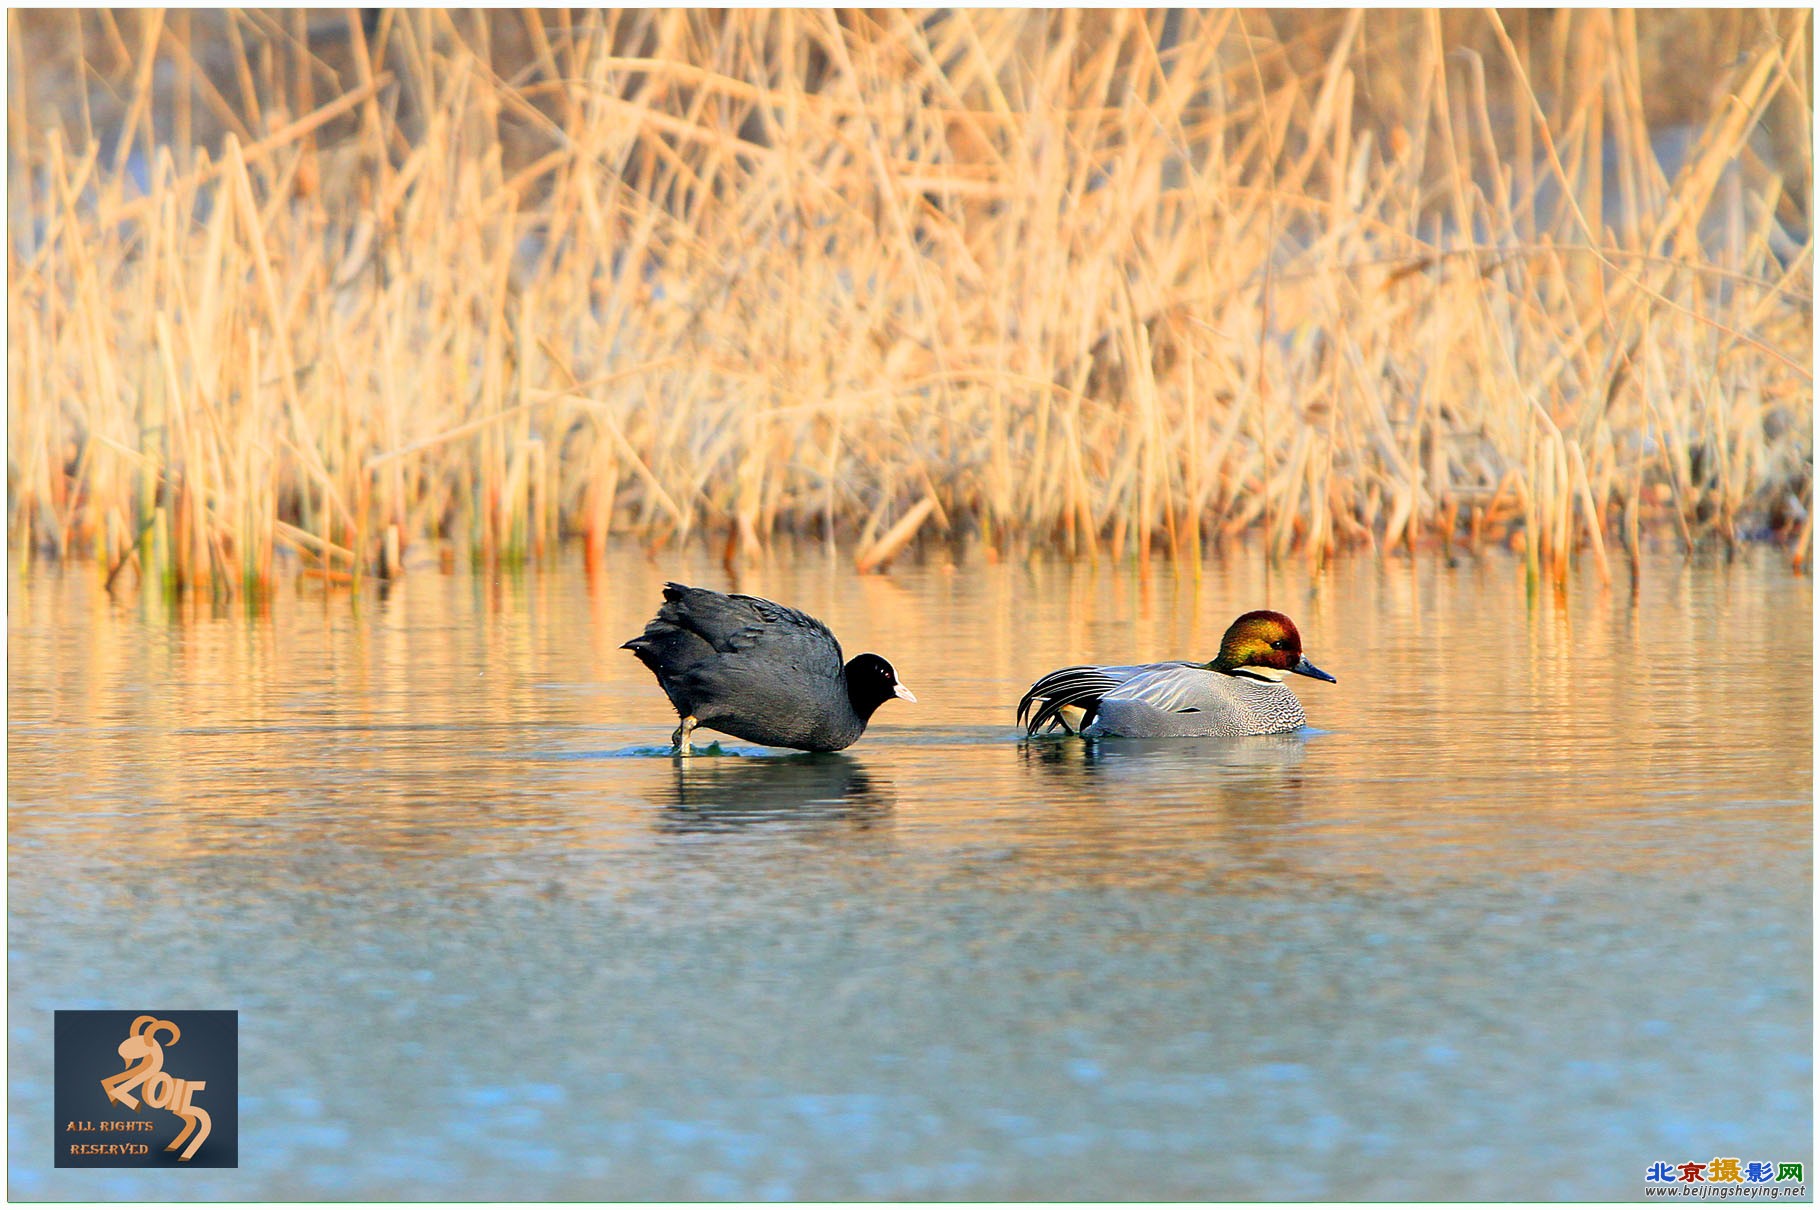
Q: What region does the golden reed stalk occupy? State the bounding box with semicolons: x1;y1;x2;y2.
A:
7;10;1812;595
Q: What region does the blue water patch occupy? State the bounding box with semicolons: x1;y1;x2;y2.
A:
457;1085;517;1109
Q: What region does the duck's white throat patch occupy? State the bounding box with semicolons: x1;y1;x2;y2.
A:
1231;665;1286;683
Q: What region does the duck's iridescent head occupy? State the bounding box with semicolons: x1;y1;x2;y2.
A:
1210;610;1336;684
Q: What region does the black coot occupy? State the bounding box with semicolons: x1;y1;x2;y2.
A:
623;583;914;753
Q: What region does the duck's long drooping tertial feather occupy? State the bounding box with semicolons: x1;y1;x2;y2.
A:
1017;663;1189;734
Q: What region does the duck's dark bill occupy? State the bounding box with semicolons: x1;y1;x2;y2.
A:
1293;656;1337;683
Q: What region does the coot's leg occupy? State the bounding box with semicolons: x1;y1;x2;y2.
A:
672;715;698;756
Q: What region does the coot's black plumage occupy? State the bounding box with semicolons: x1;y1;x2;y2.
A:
623;583;914;753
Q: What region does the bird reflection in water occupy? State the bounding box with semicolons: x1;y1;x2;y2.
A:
1013;733;1317;889
657;753;892;834
1019;732;1308;778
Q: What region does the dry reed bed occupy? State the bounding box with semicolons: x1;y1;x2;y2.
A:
6;9;1813;596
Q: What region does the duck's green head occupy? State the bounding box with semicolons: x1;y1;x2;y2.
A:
1211;610;1336;684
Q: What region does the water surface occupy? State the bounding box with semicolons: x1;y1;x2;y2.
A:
9;546;1811;1198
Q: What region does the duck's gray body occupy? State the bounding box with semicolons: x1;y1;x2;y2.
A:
624;584;866;752
1019;662;1310;737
